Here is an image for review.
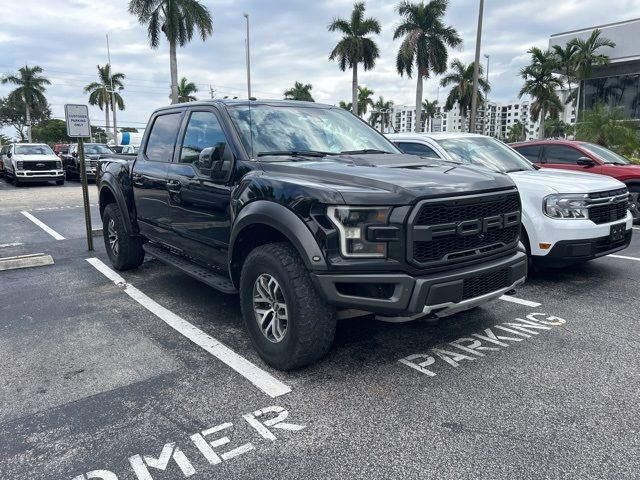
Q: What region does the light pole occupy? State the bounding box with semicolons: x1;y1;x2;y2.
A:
469;0;485;134
243;13;252;99
106;34;118;145
484;53;490;135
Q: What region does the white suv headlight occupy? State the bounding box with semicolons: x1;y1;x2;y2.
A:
543;194;589;219
327;206;391;258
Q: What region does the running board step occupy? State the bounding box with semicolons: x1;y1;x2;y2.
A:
143;243;237;294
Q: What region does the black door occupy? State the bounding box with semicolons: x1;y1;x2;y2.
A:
165;109;233;267
132;111;183;243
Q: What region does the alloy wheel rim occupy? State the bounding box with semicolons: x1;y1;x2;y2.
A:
107;219;119;256
252;274;288;343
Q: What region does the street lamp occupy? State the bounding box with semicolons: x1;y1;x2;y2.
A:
483;53;490;135
243;13;252;100
469;0;485;134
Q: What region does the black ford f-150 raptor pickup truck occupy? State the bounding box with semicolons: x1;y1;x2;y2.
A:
97;99;527;370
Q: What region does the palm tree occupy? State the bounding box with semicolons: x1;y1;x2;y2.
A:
129;0;213;105
283;81;315;102
368;96;394;132
84;64;125;142
519;47;564;140
394;0;462;132
357;86;375;116
551;42;578;106
1;65;50;142
576;104;639;156
339;100;353;111
570;29;615;115
328;1;381;116
507;120;526;143
176;77;198;102
440;59;489;132
421;99;438;132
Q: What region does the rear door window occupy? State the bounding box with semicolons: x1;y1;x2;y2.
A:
145;113;182;162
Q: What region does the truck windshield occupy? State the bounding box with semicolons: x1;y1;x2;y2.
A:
436;137;535;173
15;144;54;155
228;104;399;158
580;143;630;165
84;144;114;154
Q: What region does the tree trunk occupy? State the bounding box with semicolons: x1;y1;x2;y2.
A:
415;75;423;133
460;106;465;133
538;106;546;140
112;94;118;146
169;40;179;105
352;63;358;116
25;101;32;143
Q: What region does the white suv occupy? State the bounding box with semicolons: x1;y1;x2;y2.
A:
2;143;65;187
388;132;633;268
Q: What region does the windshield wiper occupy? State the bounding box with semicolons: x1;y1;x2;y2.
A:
340;149;392;155
257;150;331;158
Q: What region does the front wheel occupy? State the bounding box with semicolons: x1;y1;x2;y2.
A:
13;174;20;187
629;187;640;224
239;242;336;370
102;203;145;270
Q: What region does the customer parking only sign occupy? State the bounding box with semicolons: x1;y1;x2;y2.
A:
64;104;91;138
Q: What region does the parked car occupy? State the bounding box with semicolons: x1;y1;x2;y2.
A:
0;145;8;178
97;100;528;369
510;140;640;223
62;143;114;181
120;144;139;155
2;143;65;186
53;143;70;157
389;132;633;268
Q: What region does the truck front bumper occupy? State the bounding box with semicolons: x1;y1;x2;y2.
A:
534;229;632;268
312;250;527;319
15;170;65;182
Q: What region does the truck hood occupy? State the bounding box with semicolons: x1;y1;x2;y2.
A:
13;154;59;162
509;169;625;194
258;153;516;204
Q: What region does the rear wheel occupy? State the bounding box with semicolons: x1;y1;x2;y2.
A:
102;203;145;270
239;242;336;370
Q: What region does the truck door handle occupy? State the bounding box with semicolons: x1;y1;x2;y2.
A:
132;173;144;187
166;179;181;191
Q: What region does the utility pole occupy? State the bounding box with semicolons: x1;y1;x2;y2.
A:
209;85;216;99
469;0;484;134
243;13;252;99
107;34;118;146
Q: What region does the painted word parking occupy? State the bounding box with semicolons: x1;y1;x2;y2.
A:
70;406;305;480
399;313;567;377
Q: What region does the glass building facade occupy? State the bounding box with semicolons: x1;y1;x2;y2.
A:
581;73;640;119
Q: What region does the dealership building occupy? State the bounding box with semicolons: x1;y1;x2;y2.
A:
549;18;640;119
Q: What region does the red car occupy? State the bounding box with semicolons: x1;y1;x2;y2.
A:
511;140;640;223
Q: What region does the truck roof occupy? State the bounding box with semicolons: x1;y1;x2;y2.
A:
153;99;337;113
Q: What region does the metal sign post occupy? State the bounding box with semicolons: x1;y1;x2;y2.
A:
64;104;93;251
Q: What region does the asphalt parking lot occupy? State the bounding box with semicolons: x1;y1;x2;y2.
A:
1;179;640;480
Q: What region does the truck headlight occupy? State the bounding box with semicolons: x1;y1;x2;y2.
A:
327;206;391;258
543;194;588;219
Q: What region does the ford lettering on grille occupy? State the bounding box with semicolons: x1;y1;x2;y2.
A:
415;211;521;242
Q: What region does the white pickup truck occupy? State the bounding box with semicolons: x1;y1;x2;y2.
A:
389;132;633;268
1;143;65;187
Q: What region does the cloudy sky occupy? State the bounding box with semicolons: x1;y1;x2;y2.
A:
1;0;640;136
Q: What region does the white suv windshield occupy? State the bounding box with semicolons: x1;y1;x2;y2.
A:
581;143;630;165
436;137;534;173
15;145;54;155
228;104;398;157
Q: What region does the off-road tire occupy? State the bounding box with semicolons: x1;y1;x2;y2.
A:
239;242;336;370
102;203;144;271
629;186;640;225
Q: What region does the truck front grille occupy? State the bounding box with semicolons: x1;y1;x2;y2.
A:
408;190;522;268
24;160;59;171
587;187;629;225
462;268;510;300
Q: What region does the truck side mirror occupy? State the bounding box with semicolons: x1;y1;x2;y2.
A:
210;142;234;179
6;152;11;158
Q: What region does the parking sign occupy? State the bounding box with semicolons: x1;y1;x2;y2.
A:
64;104;91;138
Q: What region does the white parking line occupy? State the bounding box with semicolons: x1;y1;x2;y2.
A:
0;242;23;248
499;295;542;308
86;257;292;398
633;227;640;231
20;211;66;240
608;254;640;262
